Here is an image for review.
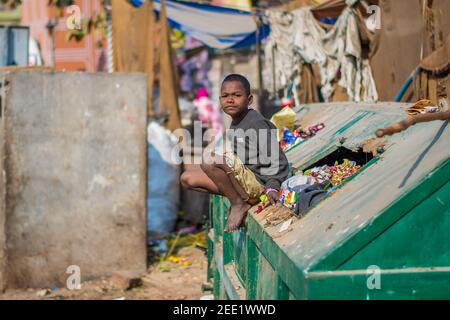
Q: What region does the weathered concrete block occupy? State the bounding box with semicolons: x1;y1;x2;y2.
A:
0;70;147;289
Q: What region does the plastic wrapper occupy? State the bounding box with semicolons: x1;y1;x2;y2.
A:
271;107;297;140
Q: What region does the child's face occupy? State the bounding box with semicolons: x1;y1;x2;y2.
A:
220;81;253;118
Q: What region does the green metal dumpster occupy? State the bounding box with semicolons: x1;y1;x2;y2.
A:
207;102;450;300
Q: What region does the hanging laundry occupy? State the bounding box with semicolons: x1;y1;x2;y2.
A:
263;10;299;95
263;4;378;102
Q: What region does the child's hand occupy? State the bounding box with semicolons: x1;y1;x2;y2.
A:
266;191;279;205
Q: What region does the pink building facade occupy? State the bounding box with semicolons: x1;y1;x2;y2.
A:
21;0;106;71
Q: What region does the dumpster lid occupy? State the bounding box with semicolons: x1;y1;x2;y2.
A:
251;102;450;272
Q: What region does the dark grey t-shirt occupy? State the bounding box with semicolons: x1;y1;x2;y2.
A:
226;109;289;190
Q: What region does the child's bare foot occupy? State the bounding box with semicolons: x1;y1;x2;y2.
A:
225;202;252;232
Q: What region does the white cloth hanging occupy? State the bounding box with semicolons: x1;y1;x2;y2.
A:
263;5;378;102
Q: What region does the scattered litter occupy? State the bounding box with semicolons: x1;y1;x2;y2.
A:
113;297;126;300
148;239;169;255
164;230;207;257
265;204;293;226
200;294;214;300
179;226;198;235
158;264;171;272
167;255;191;267
36;289;50;297
361;138;387;156
256;194;271;214
304;159;361;186
109;271;143;291
405;99;439;116
279;218;293;233
281;123;326;151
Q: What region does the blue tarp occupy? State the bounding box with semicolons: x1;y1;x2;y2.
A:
127;0;269;49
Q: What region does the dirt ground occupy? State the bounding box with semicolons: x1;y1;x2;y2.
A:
0;246;209;300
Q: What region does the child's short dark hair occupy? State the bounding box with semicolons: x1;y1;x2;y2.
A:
222;74;251;97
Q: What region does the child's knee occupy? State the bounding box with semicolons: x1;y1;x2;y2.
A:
201;156;226;172
180;172;193;187
200;162;215;174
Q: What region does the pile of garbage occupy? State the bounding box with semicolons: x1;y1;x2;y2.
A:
256;159;362;217
304;159;361;186
281;123;325;151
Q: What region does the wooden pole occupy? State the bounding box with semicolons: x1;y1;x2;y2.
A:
254;13;263;97
376;111;450;137
111;0;155;116
145;1;155;117
159;0;182;131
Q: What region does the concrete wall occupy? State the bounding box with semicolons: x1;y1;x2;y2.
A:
1;70;147;288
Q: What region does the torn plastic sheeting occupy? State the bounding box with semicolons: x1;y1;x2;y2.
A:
147;122;180;238
129;0;270;49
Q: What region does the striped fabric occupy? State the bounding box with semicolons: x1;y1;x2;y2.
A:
127;0;269;49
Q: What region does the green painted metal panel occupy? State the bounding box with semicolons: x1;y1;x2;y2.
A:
276;278;290;300
207;198;215;282
246;238;259;300
247;215;307;299
330;110;374;139
256;254;278;300
312;159;450;271
213;265;222;299
249;247;290;300
219;198;247;283
339;180;450;270
307;268;450;300
213;241;244;300
228;230;248;285
223;263;246;300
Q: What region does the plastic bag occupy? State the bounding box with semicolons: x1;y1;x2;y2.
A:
270;107;297;140
147;122;180;240
279;175;316;209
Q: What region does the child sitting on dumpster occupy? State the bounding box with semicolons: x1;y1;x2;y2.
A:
181;74;289;232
